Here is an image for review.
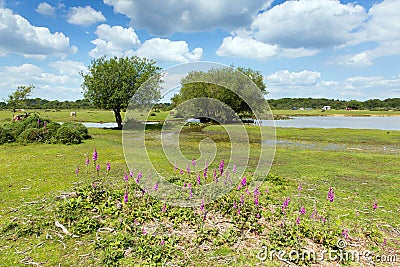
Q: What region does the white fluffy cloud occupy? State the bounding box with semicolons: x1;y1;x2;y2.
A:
67;6;106;26
35;2;55;16
0;63;85;100
89;24;140;58
104;0;265;35
217;0;367;60
217;37;317;59
136;38;202;63
267;70;321;86
0;7;76;57
89;24;203;63
340;0;400;66
266;70;400;100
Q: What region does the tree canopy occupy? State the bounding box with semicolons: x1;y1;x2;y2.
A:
7;85;34;111
81;56;162;129
171;66;268;121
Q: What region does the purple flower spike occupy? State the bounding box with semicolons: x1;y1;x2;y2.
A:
180;169;184;175
373;198;378;210
96;164;100;171
233;201;237;209
136;172;142;184
192;159;196;167
106;162;111;171
254;196;259;206
197;174;201;185
129;171;133;178
124;190;129;203
241;176;247;187
75;166;79;175
233;164;237;173
186;164;190;174
124;173;129;182
218;159;225;175
161;240;165;246
200;199;205;211
300;206;306;215
281;197;290;213
154;182;159;191
342;228;349;239
327;187;335;202
92;148;98;161
162;203;167;213
298;182;303;193
240;195;244;205
296;217;300;225
85;156;90;166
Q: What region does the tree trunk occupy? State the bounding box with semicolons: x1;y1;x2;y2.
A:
113;108;122;130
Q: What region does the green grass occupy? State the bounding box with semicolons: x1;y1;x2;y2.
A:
271;109;400;116
0;126;399;266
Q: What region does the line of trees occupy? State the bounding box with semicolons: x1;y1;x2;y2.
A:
267;98;400;110
0;98;95;110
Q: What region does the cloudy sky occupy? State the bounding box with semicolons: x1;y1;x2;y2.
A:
0;0;399;101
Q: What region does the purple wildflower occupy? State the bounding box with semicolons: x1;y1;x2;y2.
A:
161;240;165;246
265;188;269;194
124;173;129;182
373;198;378;210
241;176;247;187
197;174;201;185
256;213;261;219
129;171;133;177
200;199;205;211
154;182;158;191
186;164;190;174
382;238;387;245
233;164;237;173
124;190;128;203
310;207;317;219
296;217;300;225
237;184;242;190
233;201;237;209
162;203;167;213
281;197;290;213
192;159;196;167
213;169;217;179
75;166;79;175
327;187;335;202
106;162;111;171
254;196;259;206
245;188;250;195
189;189;193;199
43;121;47;128
85;156;90;166
218;159;224;175
300;206;306;215
92;148;98;161
240;195;244;205
180;169;184;175
96;164;100;171
136;172;142;184
298;182;303;194
203;161;208;177
342;228;349;239
142;227;147;235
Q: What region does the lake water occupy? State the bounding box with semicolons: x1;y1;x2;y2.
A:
260;116;400;131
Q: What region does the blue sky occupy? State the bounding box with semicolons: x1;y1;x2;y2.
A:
0;0;399;101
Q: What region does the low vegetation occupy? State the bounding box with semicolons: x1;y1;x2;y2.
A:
0;114;90;145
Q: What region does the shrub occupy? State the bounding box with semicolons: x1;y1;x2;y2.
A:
54;124;82;144
17;128;41;143
61;122;90;139
0;125;15;144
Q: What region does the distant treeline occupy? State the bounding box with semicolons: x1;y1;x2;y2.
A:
267;98;400;110
1;97;399;110
0;98;95;109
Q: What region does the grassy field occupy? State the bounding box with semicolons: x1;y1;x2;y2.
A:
1;120;399;266
1;108;400;126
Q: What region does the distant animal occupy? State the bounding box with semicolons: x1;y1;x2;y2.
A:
13;115;21;121
70;111;77;117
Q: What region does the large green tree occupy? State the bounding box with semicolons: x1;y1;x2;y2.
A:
81;56;162;129
171;66;268;121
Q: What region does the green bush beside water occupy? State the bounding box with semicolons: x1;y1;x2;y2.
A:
0;114;90;145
